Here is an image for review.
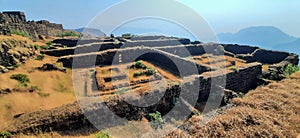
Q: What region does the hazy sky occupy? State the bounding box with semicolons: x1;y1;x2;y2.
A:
1;0;300;38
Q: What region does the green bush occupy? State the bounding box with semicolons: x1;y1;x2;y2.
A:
133;61;147;69
282;64;300;76
46;41;53;46
95;131;110;138
13;63;21;68
0;131;12;138
122;33;133;39
10;74;30;84
133;71;143;77
145;68;156;76
35;54;45;61
32;44;40;50
149;111;165;129
40;45;51;50
229;66;238;71
11;29;31;39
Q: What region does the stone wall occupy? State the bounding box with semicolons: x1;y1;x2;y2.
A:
58;47;211;75
222;44;259;55
41;42;122;57
52;38;115;47
0;11;64;39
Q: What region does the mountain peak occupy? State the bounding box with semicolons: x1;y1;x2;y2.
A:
218;26;297;46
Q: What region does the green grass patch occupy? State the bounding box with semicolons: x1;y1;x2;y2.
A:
0;131;12;138
10;29;32;39
10;74;30;87
148;111;165;129
95;131;110;138
229;66;238;71
282;64;300;76
57;31;81;38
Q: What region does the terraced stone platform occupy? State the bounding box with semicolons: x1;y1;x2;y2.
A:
5;35;299;134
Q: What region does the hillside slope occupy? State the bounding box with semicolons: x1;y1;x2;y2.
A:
167;71;300;137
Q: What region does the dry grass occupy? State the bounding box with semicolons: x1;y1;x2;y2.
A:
193;55;247;70
167;72;300;137
0;56;76;130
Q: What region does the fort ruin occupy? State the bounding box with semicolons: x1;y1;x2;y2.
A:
5;34;299;133
0;11;64;39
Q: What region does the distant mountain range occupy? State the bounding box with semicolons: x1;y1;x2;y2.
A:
217;26;300;56
73;28;106;37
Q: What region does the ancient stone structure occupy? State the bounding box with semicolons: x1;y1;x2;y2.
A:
5;35;300;133
0;11;64;39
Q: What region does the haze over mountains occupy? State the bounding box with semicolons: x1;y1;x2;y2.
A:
72;26;299;56
217;26;300;56
73;27;106;37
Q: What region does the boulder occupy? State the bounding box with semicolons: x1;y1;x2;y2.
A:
0;65;9;73
37;63;66;73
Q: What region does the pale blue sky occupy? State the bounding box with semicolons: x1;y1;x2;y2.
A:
1;0;300;37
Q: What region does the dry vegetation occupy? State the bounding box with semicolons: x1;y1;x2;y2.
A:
0;35;76;130
167;72;300;138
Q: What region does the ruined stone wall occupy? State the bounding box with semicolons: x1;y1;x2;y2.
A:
41;42;122;57
222;44;259;55
122;38;190;47
52;38;114;47
0;11;64;39
58;47;211;75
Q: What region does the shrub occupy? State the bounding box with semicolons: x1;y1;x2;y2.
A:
133;61;147;69
11;29;31;39
229;66;238;71
133;71;143;77
13;63;21;68
95;131;110;138
30;85;41;91
37;92;50;97
32;44;40;50
149;111;165;129
10;74;30;84
0;131;11;138
46;41;53;46
145;68;156;76
281;64;300;76
35;54;45;61
122;33;133;39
